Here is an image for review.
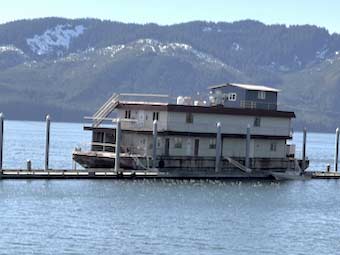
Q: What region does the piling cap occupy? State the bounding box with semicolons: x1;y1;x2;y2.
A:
46;114;50;120
216;122;221;128
0;112;3;119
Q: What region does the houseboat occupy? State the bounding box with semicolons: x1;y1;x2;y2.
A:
73;82;308;179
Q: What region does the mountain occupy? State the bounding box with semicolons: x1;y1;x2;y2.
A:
0;17;340;131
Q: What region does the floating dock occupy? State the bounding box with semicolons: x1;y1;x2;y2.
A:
309;171;340;179
1;169;340;180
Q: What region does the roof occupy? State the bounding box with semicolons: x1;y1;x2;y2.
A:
117;102;295;118
209;83;280;92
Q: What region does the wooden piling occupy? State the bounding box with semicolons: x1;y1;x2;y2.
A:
245;124;251;169
335;128;339;172
115;119;121;172
45;114;51;170
152;120;158;169
215;122;222;172
27;160;31;171
0;113;3;170
302;127;307;170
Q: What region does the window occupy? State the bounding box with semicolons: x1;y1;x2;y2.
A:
153;112;159;121
258;91;266;100
254;117;261;127
125;110;131;119
209;138;216;149
186;112;193;123
174;137;182;149
228;93;237;101
270;143;277;151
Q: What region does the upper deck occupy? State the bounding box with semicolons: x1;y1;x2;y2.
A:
86;83;294;138
86;84;295;138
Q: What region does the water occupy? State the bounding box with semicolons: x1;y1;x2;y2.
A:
1;120;340;254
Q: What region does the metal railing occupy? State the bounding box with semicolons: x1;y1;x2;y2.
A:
90;93;170;127
240;100;277;110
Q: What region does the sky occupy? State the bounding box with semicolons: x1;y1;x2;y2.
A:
1;0;340;33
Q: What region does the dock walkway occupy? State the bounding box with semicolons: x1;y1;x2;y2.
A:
0;169;159;179
1;169;340;180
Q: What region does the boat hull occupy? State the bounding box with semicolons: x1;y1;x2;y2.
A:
73;151;137;169
73;152;307;179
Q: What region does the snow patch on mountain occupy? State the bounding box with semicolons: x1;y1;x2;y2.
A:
132;39;227;67
294;55;302;67
316;47;329;59
202;27;213;32
26;24;85;55
97;45;126;57
231;42;241;51
0;45;25;55
53;38;239;73
202;26;222;33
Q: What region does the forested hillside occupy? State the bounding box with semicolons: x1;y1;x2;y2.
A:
1;17;340;130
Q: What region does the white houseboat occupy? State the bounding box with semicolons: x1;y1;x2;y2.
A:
73;82;308;179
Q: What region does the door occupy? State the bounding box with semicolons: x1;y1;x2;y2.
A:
186;138;192;156
165;138;170;156
194;139;199;156
137;110;145;127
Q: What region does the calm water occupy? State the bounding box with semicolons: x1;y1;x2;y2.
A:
1;120;340;254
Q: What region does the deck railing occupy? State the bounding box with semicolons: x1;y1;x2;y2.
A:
89;93;170;127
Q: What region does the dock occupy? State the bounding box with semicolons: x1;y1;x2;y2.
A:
309;171;340;179
1;169;340;180
0;169;160;179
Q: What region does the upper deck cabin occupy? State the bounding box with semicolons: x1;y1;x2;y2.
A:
209;83;279;110
86;83;294;139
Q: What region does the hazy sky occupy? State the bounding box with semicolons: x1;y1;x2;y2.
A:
1;0;340;33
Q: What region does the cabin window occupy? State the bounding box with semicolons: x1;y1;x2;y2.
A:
258;91;266;100
186;112;193;123
125;110;131;119
254;117;261;127
209;138;216;149
228;93;237;101
270;143;277;151
174;138;183;149
153;112;159;121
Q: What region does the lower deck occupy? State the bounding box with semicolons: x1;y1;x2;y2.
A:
89;127;294;159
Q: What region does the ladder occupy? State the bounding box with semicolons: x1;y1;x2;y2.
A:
225;156;252;173
92;93;119;127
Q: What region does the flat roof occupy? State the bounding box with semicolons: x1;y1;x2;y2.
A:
209;83;280;92
117;102;295;118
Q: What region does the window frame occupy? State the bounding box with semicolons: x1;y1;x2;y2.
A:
186;112;194;123
254;117;261;127
258;91;266;100
270;143;277;152
228;93;237;101
125;110;131;119
153;111;159;121
209;138;216;149
174;137;183;149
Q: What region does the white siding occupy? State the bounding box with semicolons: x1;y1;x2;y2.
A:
118;109;168;131
253;139;286;158
167;112;291;137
